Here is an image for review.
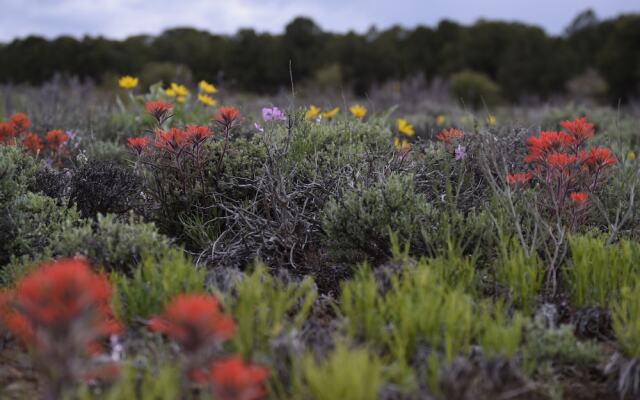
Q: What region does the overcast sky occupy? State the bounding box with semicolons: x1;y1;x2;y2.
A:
1;0;638;41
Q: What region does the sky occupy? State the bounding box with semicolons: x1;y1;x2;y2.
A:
0;0;638;42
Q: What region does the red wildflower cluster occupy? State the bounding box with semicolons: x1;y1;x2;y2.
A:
436;128;464;144
155;128;187;151
10;112;31;133
213;106;241;128
148;294;235;353
570;192;588;205
523;131;575;163
208;356;269;400
127;136;150;155
0;259;120;352
46;129;70;150
0;113;32;144
0;122;14;143
145;100;173;122
506;172;532;185
508;117;616;229
22;132;43;154
560;117;594;143
185;124;213;145
581;147;616;171
148;294;268;399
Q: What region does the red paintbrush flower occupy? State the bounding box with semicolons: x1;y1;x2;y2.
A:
435;128;464;144
0;122;15;143
2;259;120;352
213;107;240;128
546;153;577;169
185;124;212;145
524;131;575;163
22;133;43;154
127;136;150;155
154;128;186;151
208;356;269;400
506;172;532;185
561;117;594;142
583;147;616;169
570;192;588;205
10;112;31;134
148;294;235;353
46;129;69;150
145;100;173;122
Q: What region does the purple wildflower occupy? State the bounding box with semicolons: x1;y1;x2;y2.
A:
262;107;286;122
455;145;467;161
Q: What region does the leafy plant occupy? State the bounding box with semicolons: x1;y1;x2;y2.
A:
495;238;544;314
565;235;640;307
221;264;316;358
112;248;206;325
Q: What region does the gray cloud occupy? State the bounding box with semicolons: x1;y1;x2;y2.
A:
0;0;637;41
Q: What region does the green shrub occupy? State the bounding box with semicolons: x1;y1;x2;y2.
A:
296;343;384;400
341;261;471;363
612;279;640;358
112;248;205;325
0;146;37;205
322;174;431;262
565;235;640;307
76;364;181;400
84;140;130;165
450;70;501;108
477;301;524;358
52;213;173;273
221;264;316;358
0;193;82;265
495;239;544;314
522;322;602;375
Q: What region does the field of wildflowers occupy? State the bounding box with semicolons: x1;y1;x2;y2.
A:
1;76;640;400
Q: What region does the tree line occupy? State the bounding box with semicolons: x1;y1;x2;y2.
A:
0;10;638;103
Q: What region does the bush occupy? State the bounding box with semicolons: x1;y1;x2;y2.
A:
565;235;640;308
69;160;142;218
450;70;501;108
221;264;316;358
51;213;173;273
495;239;544;314
612;279;640;359
0;193;82;265
322;174;431;262
297;343;383;400
0;146;37;206
112;248;205;325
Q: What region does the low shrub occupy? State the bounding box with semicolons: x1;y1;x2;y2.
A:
112;248;206;325
68;160;142;218
322;174;431;262
221;264;316;358
565;235;640;308
51;213;173;273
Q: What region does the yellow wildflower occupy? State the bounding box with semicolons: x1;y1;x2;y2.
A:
118;76;138;90
198;93;217;107
199;80;218;94
396;118;415;137
176;96;186;104
304;105;321;121
627;151;636;161
170;82;190;97
322;107;340;120
436;115;446;126
164;88;176;97
487;115;497;126
349;104;367;119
